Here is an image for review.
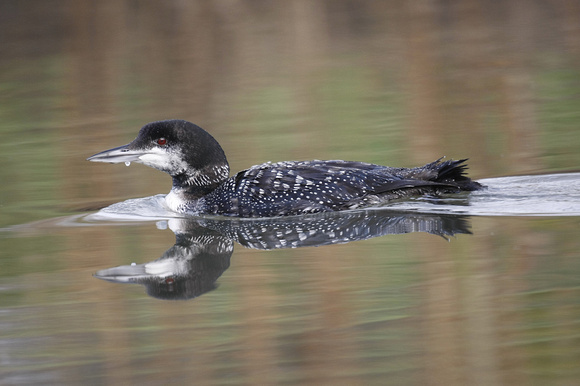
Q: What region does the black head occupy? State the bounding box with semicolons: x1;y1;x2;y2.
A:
88;120;230;190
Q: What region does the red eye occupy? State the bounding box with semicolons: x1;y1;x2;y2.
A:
157;138;167;146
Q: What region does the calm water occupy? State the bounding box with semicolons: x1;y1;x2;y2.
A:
2;2;580;385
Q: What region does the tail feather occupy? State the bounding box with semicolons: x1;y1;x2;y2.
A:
423;158;483;191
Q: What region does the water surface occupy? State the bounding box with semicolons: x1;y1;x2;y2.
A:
2;2;580;385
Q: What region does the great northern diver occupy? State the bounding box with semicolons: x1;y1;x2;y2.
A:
87;119;483;217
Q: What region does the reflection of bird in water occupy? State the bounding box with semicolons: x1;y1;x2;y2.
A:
200;209;472;249
94;210;472;300
95;223;233;300
88;119;483;217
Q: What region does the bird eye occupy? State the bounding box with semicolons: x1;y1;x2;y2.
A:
156;138;167;146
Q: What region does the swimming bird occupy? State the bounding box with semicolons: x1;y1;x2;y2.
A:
87;120;483;217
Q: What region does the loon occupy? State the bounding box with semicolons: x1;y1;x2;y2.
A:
87;119;483;217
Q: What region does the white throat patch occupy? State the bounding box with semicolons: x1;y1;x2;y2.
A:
137;147;189;175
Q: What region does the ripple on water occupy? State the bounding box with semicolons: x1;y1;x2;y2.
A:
76;172;580;222
388;172;580;216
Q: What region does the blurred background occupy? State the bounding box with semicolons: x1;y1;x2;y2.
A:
1;1;580;385
2;0;580;225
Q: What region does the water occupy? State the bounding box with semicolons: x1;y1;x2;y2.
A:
2;2;580;385
3;174;579;384
392;173;580;216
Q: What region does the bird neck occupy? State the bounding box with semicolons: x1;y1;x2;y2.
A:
171;163;230;199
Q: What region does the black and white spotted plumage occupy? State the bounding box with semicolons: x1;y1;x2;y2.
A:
187;158;481;217
88;120;483;218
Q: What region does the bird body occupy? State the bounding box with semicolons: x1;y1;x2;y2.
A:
88;120;483;217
